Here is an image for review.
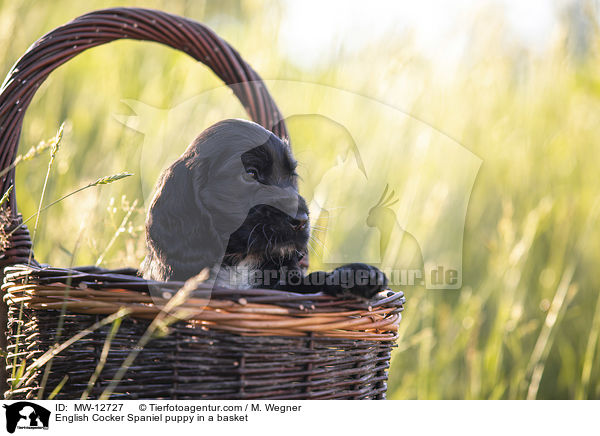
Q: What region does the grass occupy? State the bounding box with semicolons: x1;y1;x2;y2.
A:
0;123;136;397
13;308;132;393
1;0;599;399
98;269;208;399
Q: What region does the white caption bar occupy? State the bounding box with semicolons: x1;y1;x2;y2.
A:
1;400;598;435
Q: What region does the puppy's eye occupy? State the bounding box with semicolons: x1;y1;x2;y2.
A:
246;168;259;180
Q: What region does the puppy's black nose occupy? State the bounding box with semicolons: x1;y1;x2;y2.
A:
289;211;308;231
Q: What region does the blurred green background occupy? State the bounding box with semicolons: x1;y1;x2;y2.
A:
1;0;600;399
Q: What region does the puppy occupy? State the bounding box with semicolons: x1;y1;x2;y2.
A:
141;119;388;299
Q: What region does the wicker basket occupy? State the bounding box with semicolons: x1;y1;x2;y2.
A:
0;8;405;400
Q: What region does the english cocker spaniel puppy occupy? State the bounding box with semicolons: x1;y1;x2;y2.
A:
141;119;388;298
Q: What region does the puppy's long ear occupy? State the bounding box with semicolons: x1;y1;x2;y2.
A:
143;158;220;281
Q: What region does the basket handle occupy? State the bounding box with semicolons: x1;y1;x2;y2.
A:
0;7;288;266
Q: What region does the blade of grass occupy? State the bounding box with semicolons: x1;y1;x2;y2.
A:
37;223;87;400
526;264;577;399
24;124;63;398
95;198;138;267
0;185;13;207
81;317;123;400
0;136;53;179
99;269;209;399
47;375;69;400
7;143;132;396
11;124;64;387
577;288;600;399
9;172;134;239
11;358;27;389
524;197;600;399
13;308;131;390
28;123;64;266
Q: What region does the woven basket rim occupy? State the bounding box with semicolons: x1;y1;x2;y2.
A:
3;264;405;342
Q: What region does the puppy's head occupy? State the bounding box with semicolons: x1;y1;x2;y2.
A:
144;119;309;280
224;128;310;266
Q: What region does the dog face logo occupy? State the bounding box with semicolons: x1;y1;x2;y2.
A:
3;402;50;433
